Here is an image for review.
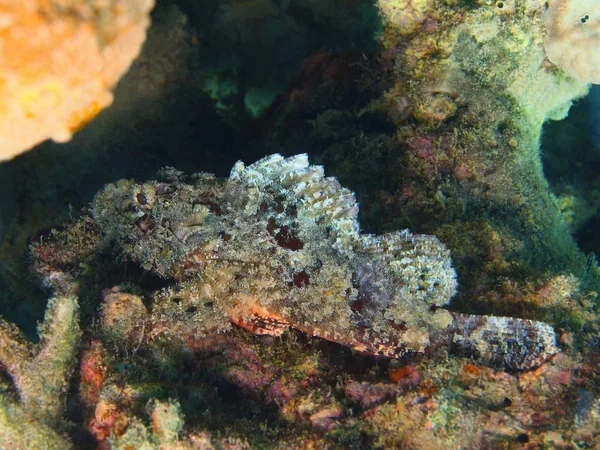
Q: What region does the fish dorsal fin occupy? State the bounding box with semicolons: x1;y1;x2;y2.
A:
230;154;360;241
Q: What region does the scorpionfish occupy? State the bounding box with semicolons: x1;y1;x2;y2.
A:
92;154;559;369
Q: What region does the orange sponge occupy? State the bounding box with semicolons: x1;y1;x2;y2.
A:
0;0;154;161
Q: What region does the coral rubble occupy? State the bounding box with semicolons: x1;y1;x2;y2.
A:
0;0;154;161
92;153;558;369
106;398;252;450
0;295;81;449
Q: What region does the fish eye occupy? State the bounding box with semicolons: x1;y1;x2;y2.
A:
133;184;156;210
580;14;590;24
136;192;147;205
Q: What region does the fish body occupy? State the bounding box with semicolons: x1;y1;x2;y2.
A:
92;154;558;369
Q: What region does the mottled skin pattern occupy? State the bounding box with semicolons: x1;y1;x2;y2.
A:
92;154;558;369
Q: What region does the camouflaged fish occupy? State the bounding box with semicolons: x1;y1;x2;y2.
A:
92;154;559;369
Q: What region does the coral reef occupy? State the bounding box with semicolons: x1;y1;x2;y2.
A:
92;154;557;369
0;295;81;449
261;0;600;332
0;0;154;160
372;0;600;334
0;0;599;447
22;197;600;447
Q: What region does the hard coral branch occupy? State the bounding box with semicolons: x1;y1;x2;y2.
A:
0;295;81;449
